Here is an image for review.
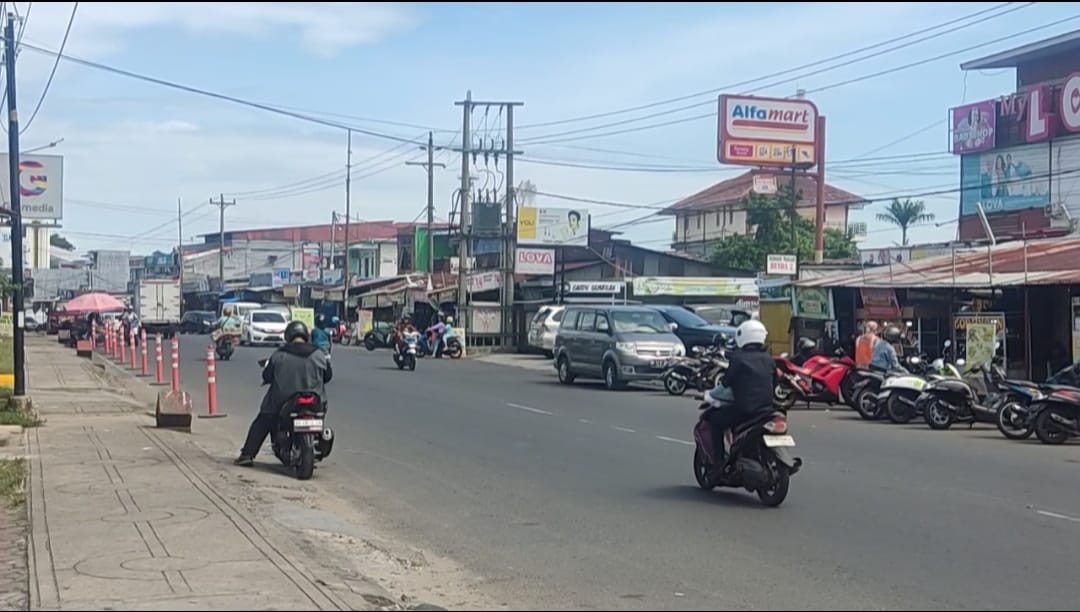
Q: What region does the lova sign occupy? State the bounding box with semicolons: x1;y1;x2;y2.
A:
514;247;555;275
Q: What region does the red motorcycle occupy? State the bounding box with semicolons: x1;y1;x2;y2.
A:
773;350;857;409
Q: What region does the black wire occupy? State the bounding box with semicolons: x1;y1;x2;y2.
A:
21;1;76;134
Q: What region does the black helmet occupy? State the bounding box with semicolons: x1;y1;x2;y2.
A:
883;325;902;342
284;321;310;343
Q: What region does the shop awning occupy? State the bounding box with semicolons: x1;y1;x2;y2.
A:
796;236;1080;289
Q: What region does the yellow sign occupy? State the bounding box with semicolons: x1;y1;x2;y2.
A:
289;307;314;330
516;207;538;242
0;313;11;389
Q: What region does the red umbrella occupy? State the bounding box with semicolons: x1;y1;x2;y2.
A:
63;292;126;314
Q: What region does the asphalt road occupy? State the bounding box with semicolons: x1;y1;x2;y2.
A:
174;336;1080;611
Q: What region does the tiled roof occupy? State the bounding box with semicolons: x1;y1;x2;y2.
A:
659;170;868;216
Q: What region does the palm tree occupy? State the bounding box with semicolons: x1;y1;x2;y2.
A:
876;198;935;245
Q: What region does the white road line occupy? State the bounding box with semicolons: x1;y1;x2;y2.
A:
611;426;637;433
507;402;553;416
1034;509;1080;523
655;435;695;446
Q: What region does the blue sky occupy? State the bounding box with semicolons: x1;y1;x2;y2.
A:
9;1;1080;255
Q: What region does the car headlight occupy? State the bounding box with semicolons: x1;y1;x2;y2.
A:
616;342;637;353
673;343;686;357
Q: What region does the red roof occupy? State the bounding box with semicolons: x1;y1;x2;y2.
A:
659;170;868;216
216;221;448;243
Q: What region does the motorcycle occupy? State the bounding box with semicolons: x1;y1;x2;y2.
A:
443;334;463;359
773;348;856;409
1032;366;1080;444
215;333;239;361
662;346;727;396
691;391;802;508
364;326;392;351
883;355;963;424
996;361;1080;440
257;358;335;480
392;330;420;371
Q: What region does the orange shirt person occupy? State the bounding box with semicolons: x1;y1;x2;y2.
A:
855;321;880;368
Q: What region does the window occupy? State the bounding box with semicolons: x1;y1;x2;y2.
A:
611;310;669;333
577;311;596;331
552;309;565;322
252;312;286;323
596;314;610;333
661;307;708;328
561;309;579;330
683;216;689;233
696;215;702;229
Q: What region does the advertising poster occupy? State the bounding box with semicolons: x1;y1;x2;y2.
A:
632;276;758;298
0;313;12;389
717;95;819;167
516;207;590;247
792;287;834;321
964;323;997;368
952;313;1005;370
0;154;64;220
289;307;314;330
951;100;996;154
859;288;900;319
960;142;1050;216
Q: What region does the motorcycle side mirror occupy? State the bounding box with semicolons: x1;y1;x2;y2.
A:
956;358;966;368
905;321;914;328
942;339;951;349
909;356;921;365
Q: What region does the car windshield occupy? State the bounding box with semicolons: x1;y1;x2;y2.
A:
663;307;708;328
611;310;670;333
252;312;285;323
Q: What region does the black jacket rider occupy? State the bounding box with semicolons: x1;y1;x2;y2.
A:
721;343;777;418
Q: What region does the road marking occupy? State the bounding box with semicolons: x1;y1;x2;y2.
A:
655;435;694;446
611;426;636;433
579;418;592;424
507;402;553;416
1034;509;1080;523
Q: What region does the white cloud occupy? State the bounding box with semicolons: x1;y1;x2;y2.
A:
18;2;419;59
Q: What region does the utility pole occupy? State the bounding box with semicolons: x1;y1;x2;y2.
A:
454;92;472;328
328;211;337;270
177;197;184;315
453;93;523;350
406;131;445;274
4;13;26;397
210;194;235;288
342;129;352;300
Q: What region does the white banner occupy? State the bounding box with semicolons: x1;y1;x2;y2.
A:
516;206;590;247
766;254;797;276
515;247;555;275
565;281;625;294
0;154;63;220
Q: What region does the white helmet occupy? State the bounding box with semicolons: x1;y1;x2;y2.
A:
735;319;768;347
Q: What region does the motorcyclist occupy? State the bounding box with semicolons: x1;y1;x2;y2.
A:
426;313;448;357
235;321;332;466
854;321;879;368
705;319;777;464
870;325;905;372
311;314;332;353
392;313;418;353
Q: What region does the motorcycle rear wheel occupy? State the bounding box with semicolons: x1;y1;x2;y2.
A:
996;400;1033;440
664;373;687;396
1034;407;1070;445
854;388;879;420
365;336;377;351
924;399;954;430
773;383;796;410
296;437;315;480
886;390;920;424
756;461;790;508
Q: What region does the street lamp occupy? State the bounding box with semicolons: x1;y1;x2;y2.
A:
21;137;63;155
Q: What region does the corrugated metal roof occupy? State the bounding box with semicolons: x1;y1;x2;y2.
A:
796;235;1080;288
960;28;1080;71
658;170;868;216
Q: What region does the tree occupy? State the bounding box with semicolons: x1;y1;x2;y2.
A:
875;198;934;245
50;233;76;251
708;187;857;272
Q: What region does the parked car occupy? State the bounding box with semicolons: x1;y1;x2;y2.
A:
178;310;216;334
528;305;565;357
553;305;686;391
241;310;289;346
647;305;736;352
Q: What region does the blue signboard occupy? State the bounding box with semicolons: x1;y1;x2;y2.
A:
959;142;1050;216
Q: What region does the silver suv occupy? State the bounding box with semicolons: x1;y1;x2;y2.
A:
553;305;686;391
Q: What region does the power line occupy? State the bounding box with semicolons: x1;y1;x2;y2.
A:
517;2;1027;131
521;12;1079;146
21;1;75;134
16;39;437;146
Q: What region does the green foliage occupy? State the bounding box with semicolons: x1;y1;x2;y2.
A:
709;187;857;272
50;233;76;251
875;198;934;245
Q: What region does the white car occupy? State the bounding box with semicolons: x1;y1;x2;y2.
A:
241;310;288;346
528;305;565;358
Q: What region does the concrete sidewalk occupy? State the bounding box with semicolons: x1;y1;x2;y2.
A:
23;339;358;611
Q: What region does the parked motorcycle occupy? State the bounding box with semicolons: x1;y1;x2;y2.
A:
392;331;420;371
1032;364;1080;444
256;358;335;480
364;325;393;351
773;348;856;409
691;393;802;508
884;355;963;424
997;361;1080;440
662;346;727;396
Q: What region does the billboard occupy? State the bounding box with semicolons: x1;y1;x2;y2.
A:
717;95;818;167
0;154;63;220
516;206;589;247
959;142;1050;216
950;100;996;154
514;247;555;275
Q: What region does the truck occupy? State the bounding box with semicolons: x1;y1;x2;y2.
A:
136;278;182;337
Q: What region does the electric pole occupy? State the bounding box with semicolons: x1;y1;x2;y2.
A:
5;13;26;397
343;129;352;297
406;131;445;274
328;211;338;272
177;197;184;315
454;92;472;327
453;93;522;350
211;194;235;287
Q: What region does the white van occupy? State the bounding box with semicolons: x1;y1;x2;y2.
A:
221;301;262;319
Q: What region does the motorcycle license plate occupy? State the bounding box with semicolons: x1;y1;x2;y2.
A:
293;418;324;431
763;435;796;447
